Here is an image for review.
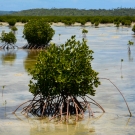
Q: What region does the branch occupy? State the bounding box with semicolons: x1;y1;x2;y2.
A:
99;78;132;117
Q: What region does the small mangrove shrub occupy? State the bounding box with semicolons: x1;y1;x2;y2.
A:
23;19;55;49
0;31;17;49
14;36;103;121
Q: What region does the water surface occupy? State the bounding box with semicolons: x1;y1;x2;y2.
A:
0;25;135;135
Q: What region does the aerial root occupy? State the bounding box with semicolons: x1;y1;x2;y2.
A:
22;44;48;49
13;94;105;122
0;44;18;49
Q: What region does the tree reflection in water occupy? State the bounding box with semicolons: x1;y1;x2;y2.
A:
13;113;103;135
128;52;133;62
0;50;16;66
23;50;40;73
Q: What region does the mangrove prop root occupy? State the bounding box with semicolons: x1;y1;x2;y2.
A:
0;44;18;49
85;95;105;113
12;100;32;114
13;95;104;121
22;44;48;49
99;78;132;117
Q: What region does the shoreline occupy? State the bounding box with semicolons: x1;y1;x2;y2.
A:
0;22;135;27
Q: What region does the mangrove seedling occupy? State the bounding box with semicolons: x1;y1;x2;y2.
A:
59;34;61;40
13;36;105;122
120;59;123;78
82;29;88;38
121;59;123;70
127;40;134;53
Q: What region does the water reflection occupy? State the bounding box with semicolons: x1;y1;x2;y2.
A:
128;52;133;62
13;113;101;135
121;70;123;79
29;123;96;135
0;112;134;135
10;112;135;135
23;50;40;72
0;50;17;66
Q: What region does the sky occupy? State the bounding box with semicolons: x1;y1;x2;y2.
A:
0;0;135;11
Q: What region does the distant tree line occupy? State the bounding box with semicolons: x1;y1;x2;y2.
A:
7;8;135;16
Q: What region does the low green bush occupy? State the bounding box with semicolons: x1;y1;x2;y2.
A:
7;19;16;26
95;21;99;27
23;19;55;47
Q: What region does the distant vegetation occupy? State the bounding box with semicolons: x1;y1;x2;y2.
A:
1;8;135;16
9;8;135;16
0;11;15;15
0;16;135;27
0;8;135;27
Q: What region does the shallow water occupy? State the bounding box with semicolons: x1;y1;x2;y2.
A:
0;25;135;135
